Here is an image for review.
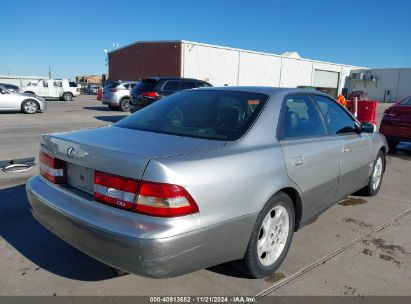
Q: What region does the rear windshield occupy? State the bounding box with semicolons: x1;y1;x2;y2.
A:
105;82;120;89
116;90;269;141
400;97;411;105
131;79;157;93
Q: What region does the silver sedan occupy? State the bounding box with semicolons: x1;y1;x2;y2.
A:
26;87;387;278
0;85;46;113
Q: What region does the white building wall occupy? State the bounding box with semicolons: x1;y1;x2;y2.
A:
280;58;313;87
348;69;407;102
182;41;362;95
237;52;281;86
396;69;411;101
0;75;46;86
182;43;239;86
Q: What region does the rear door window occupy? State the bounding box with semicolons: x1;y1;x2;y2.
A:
162;80;180;92
181;81;198;90
281;95;327;138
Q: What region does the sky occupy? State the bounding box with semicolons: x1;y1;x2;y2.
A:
1;0;410;79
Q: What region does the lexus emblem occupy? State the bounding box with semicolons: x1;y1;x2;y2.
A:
67;147;76;158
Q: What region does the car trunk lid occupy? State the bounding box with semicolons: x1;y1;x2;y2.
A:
41;126;226;193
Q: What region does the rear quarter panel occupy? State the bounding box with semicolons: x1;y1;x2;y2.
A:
143;143;291;228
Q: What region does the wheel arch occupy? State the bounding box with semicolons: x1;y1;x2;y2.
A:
279;187;303;231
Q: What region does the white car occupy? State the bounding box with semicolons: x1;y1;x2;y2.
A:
21;79;80;101
0;85;46;114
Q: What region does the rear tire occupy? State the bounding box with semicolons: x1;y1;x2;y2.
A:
21;99;39;114
119;98;130;112
359;150;385;196
235;191;295;278
62;92;73;101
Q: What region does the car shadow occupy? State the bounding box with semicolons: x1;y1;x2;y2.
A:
83;106;110;111
388;142;411;160
0;184;116;281
94;115;127;123
206;262;250;279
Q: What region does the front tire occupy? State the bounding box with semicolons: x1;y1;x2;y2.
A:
237;191;295;278
359;150;385;196
21;99;39;114
62;92;73;101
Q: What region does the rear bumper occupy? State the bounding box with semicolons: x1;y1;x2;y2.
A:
26;176;254;278
102;97;119;106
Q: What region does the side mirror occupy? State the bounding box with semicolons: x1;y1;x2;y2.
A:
360;122;375;133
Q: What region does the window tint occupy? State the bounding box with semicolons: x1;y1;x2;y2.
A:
400;97;411;105
69;82;77;87
131;80;157;94
282;95;326;138
181;81;198;90
116;90;269;141
313;95;357;135
162;80;180;92
196;81;212;87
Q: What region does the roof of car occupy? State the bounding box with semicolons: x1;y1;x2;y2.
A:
197;86;328;96
142;77;210;82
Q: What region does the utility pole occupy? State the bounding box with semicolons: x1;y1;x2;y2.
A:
48;66;51;79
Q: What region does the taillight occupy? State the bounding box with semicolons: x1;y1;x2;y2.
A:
94;171;138;210
39;151;66;184
110;88;119;92
141;92;159;99
134;181;199;217
93;171;198;217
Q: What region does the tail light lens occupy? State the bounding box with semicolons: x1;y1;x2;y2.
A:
39;151;66;184
141;92;159;99
93;171;198;217
110;88;119;92
135;181;198;217
94;171;138;210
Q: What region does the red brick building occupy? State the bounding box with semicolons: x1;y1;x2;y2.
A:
108;41;182;81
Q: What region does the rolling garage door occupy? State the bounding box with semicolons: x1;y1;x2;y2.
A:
313;70;339;97
313;70;339;88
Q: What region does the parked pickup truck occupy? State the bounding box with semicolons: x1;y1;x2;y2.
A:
21;79;80;101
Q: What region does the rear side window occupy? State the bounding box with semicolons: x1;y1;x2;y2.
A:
105;82;120;89
281;95;326;138
181;81;198;90
400;97;411;105
116;90;269;141
197;81;212;87
69;82;77;87
313;95;357;135
162;80;180;92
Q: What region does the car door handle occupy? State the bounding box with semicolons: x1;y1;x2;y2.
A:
293;156;304;166
342;147;350;153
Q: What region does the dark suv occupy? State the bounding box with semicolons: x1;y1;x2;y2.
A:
129;77;212;113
